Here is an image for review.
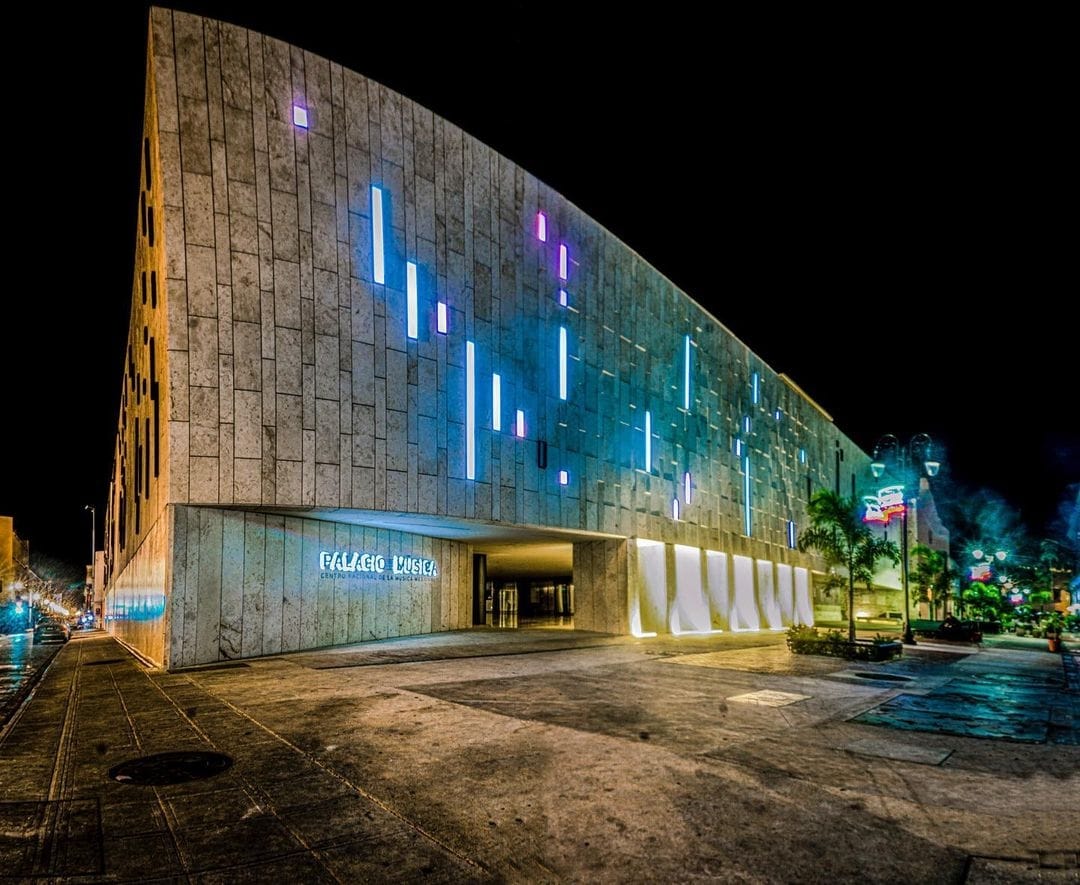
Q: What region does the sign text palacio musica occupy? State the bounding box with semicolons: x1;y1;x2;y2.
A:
319;550;439;580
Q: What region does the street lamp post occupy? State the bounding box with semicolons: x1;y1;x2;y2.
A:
84;505;95;611
870;433;941;646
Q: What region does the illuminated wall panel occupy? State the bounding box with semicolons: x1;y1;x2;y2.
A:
705;550;730;631
794;567;814;625
776;563;795;625
635;540;668;635
732;554;759;631
673;544;710;634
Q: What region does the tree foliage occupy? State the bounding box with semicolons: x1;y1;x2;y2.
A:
798;490;900;641
911;544;952;619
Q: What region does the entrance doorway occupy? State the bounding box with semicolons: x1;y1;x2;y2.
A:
473;542;573;629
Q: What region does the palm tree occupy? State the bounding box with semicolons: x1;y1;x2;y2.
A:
911;544;950;619
798;490;900;642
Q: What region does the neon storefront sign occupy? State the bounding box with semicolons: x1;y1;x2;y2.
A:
319;551;439;577
862;484;905;524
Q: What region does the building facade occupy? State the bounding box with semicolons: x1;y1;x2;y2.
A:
105;8;871;668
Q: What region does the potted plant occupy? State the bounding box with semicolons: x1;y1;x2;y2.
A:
1044;612;1064;653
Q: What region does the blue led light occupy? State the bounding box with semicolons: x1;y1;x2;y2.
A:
645;410;652;471
787;520;797;549
752;372;760;405
559;327;567;400
743;455;752;536
775;408;782;421
371;186;385;284
684;335;691;410
466;341;475;480
799;447;807;465
743;416;751;434
492;374;502;431
558;469;569;486
406;262;418;339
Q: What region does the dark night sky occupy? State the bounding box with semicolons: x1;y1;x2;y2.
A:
4;3;1076;574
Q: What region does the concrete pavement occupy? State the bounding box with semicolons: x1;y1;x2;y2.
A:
0;628;1076;882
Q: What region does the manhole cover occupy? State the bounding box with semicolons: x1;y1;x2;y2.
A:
851;672;913;682
108;751;233;785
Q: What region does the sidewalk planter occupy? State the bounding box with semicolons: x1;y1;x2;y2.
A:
786;625;903;662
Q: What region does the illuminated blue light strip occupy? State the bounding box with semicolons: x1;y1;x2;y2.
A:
775;408;782;421
684;471;691;504
787;520;796;549
558;469;569;486
683;335;691;410
559;327;567;400
559;244;568;281
492;374;501;431
406;262;418;339
743;455;752;536
644;410;652;471
466;341;475;480
752;372;760;405
371;186;385;284
743;415;751;434
515;409;525;438
799;447;807;464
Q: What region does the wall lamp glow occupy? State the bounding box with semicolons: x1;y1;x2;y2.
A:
515;409;526;438
492;374;502;431
293;106;308;128
536;211;547;242
371;186;385;284
558;244;568;281
558;469;569;486
406;262;418;339
437;301;448;334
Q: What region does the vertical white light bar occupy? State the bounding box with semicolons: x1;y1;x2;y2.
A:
743;455;752;536
787;520;797;549
684;471;692;504
466;341;476;480
558;289;567;307
515;409;525;438
559;326;567;400
437;301;448;334
644;410;652;472
672;498;680;520
559;244;568;281
536;211;547;242
558;469;569;486
406;262;418;339
371;186;385;284
799;447;807;464
683;335;691;410
752;371;760;405
492;374;502;431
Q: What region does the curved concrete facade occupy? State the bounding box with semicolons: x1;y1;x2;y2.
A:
105;8;869;668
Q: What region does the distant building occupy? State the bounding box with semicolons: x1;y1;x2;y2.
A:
104;8;874;668
0;515;30;604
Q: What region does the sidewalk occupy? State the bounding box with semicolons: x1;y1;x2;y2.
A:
1;630;1076;882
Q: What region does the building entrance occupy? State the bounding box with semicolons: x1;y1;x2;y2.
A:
473;542;574;629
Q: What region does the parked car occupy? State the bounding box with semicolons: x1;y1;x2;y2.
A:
33;619;70;644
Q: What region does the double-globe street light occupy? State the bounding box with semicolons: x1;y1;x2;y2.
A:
870;433;941;645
